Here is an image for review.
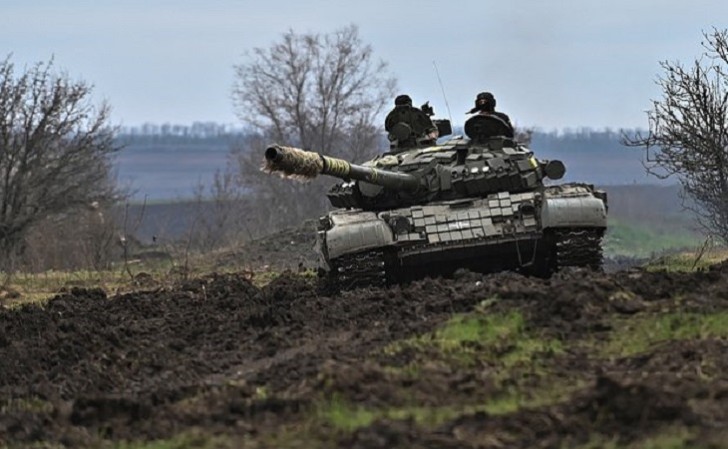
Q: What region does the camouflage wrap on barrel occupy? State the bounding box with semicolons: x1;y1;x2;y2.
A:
263;145;327;179
264;144;421;192
263;145;356;179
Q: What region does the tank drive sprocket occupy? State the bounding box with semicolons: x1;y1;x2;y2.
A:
321;250;388;292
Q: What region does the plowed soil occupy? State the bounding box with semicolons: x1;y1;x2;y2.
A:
1;240;728;447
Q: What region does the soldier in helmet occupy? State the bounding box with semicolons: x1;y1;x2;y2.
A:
385;94;439;149
465;92;514;138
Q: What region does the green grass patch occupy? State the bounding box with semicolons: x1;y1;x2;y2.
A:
437;310;522;344
315;395;379;432
604;312;728;357
385;309;563;369
314;396;492;432
316;383;580;433
327;309;574;432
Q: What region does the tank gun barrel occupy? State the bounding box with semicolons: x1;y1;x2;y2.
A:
264;145;421;192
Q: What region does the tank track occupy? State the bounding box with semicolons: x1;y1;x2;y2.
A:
320;250;388;293
553;228;604;271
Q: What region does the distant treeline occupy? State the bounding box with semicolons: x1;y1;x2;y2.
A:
118;122;246;140
116;132;242;147
116;126;643;150
533;127;640;151
114;127;658;201
530;128;654;186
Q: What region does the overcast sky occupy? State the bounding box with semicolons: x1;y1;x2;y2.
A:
4;0;728;131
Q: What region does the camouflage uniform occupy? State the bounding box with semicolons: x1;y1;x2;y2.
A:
385;95;438;148
466;92;514;138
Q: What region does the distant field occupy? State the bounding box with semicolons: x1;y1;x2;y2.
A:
114;142;231;201
601;184;705;258
603;217;703;259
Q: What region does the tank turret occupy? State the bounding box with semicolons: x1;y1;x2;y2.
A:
265;133;566;211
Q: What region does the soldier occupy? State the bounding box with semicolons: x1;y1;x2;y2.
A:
384;94;439;148
465;92;514;138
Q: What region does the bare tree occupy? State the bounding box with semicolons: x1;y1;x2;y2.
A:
0;56;121;269
231;25;396;232
188;166;249;251
624;29;728;242
21;202;119;272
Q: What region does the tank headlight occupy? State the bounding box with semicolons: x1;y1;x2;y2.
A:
544;160;566;180
386;215;412;234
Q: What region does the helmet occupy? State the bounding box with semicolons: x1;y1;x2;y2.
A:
468;92;495;113
394;94;413;106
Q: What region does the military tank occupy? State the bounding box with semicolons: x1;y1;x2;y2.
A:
263;112;607;290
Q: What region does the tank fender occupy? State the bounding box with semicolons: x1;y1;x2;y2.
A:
325;212;395;259
540;196;607;228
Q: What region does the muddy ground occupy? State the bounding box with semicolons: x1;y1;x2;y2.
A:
1;232;728;448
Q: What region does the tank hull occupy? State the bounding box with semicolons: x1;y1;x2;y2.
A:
318;183;607;289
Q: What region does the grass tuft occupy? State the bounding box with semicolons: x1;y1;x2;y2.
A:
385;309;563;370
644;246;728;272
604;312;728;356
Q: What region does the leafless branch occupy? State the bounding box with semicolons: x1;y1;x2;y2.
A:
623;29;728;242
231;25;396;233
0;55;121;268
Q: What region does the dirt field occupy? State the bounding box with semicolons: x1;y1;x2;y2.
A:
2;233;728;448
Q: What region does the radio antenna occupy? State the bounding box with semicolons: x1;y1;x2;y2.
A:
432;60;453;124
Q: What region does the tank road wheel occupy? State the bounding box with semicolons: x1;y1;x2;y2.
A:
553;228;605;271
320;250;388;293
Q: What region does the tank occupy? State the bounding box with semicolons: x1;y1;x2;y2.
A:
263;113;607;290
